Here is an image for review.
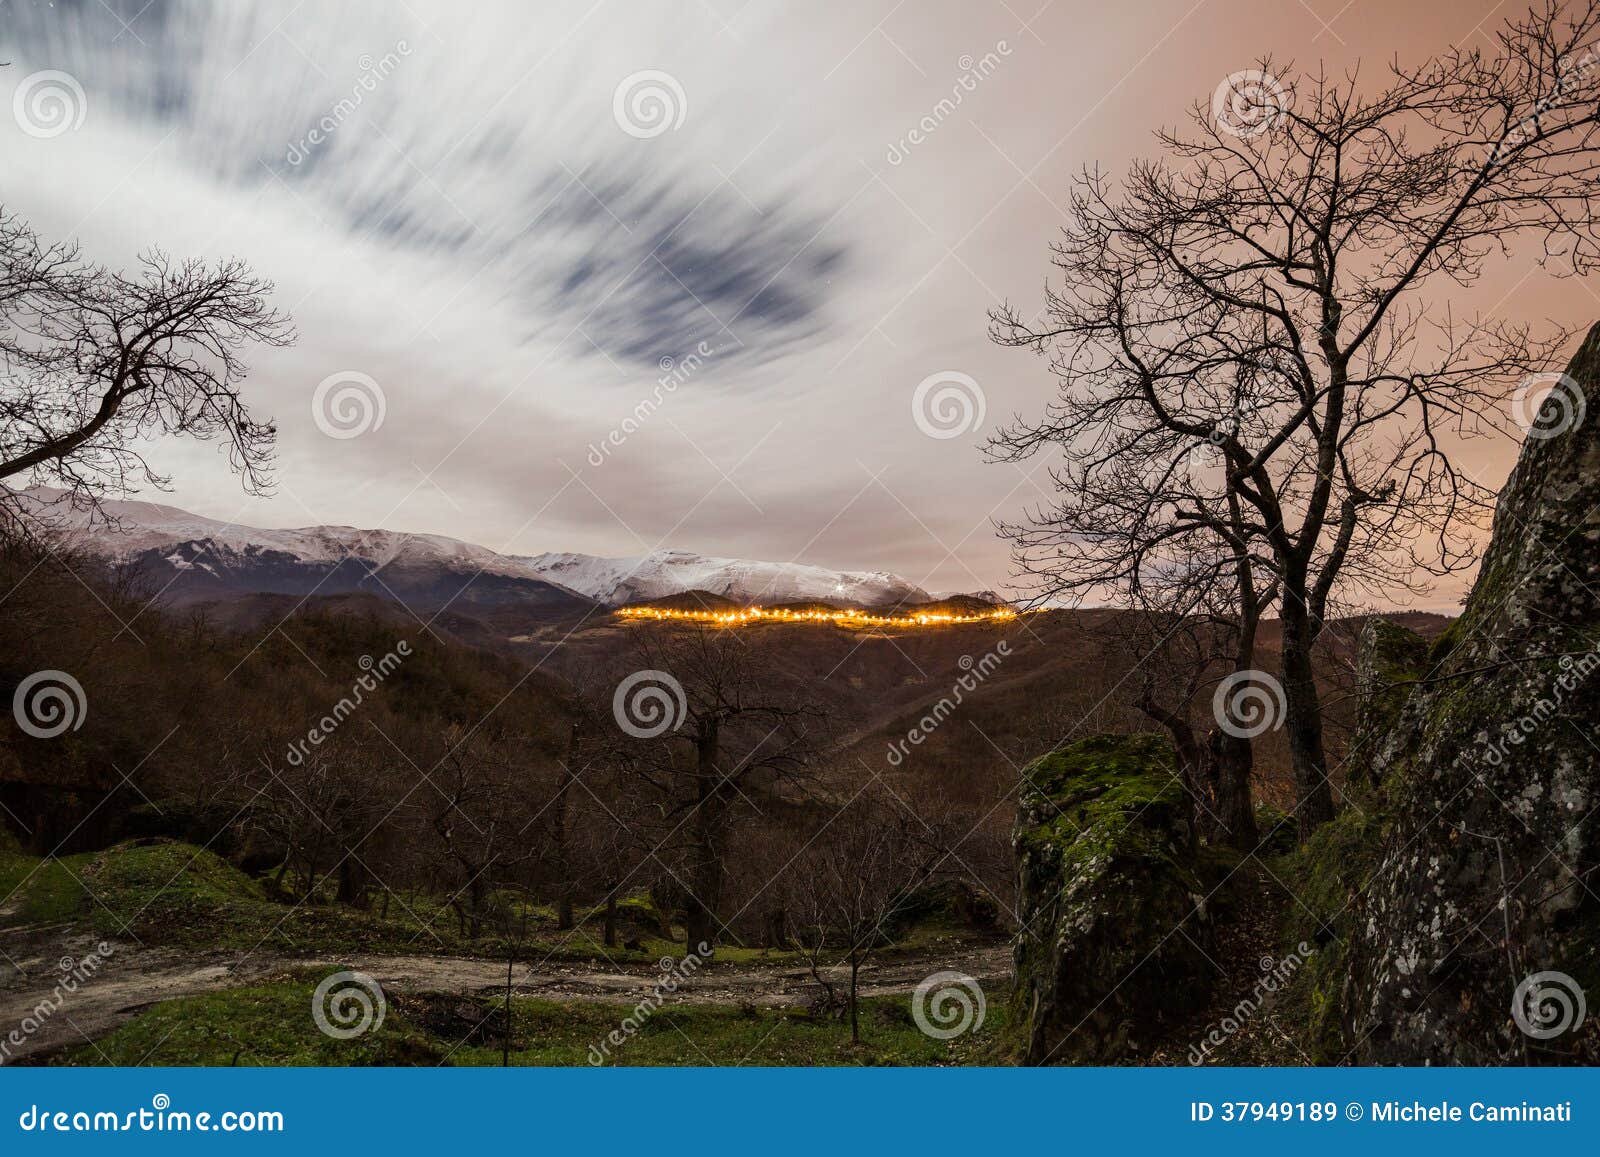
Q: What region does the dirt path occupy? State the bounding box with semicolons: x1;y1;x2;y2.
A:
0;930;1011;1064
1144;862;1307;1066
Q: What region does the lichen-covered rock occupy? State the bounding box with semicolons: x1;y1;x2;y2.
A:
1010;734;1214;1064
1345;323;1600;1064
1349;618;1433;787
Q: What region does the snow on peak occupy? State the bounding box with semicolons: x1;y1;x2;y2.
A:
16;488;538;581
515;549;929;607
16;489;929;608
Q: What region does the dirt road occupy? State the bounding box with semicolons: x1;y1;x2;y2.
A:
0;928;1011;1063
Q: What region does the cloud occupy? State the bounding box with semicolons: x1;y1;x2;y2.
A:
18;0;1434;599
5;0;852;370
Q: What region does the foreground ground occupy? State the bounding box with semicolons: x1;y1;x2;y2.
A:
1;824;1326;1067
0;933;1010;1065
0;836;1011;1065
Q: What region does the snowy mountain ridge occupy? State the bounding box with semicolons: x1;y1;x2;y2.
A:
517;549;929;607
19;490;929;609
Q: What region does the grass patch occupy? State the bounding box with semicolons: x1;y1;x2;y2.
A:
0;835;36;914
47;970;1008;1067
2;839;995;977
0;840;698;963
0;847;97;926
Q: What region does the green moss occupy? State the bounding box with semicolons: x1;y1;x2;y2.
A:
46;969;449;1067
0;834;35;913
5;836;986;973
1426;615;1466;667
1272;796;1390;1062
1011;734;1218;1063
1016;733;1189;874
1251;805;1298;857
1351;620;1432;784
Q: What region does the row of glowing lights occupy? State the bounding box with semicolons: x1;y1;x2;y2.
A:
615;605;1019;627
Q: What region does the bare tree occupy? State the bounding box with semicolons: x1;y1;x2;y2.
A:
428;725;542;938
0;209;292;518
248;734;388;906
616;623;824;954
785;791;935;1043
992;390;1275;846
991;1;1600;837
1117;569;1268;848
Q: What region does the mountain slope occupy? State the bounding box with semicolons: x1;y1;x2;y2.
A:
19;489;592;614
17;490;928;611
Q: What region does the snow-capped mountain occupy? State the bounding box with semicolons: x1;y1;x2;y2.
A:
518;550;929;608
19;489;591;614
19;490;928;611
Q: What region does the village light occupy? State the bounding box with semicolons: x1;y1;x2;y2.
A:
615;605;1018;628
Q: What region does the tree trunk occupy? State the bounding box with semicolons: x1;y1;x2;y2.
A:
502;954;513;1066
336;857;367;908
603;891;618;947
763;907;790;950
553;723;578;931
1280;606;1335;840
1208;727;1258;847
467;875;489;939
849;954;861;1043
1137;696;1208;842
684;829;724;953
683;721;726;954
648;882;678;940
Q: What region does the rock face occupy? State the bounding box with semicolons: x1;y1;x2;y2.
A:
1347;619;1433;790
1345;323;1600;1063
1011;734;1214;1064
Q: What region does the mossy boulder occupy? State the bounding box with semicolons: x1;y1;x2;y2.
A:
1010;733;1214;1064
1342;323;1600;1064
